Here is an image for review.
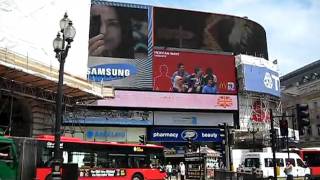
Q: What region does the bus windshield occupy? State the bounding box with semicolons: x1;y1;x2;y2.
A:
303;152;320;166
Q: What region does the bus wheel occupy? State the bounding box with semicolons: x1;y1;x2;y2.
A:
304;175;311;180
267;177;273;180
132;173;144;180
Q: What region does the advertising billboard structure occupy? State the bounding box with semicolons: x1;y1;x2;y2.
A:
153;7;268;59
87;1;268;92
97;90;238;110
153;48;237;95
63;110;153;126
236;55;280;97
148;128;223;143
153;111;234;126
87;1;153;89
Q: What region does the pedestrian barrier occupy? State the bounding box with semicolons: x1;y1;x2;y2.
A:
214;169;264;180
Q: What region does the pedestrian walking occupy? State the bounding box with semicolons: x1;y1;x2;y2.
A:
284;161;293;180
179;162;186;180
166;162;173;180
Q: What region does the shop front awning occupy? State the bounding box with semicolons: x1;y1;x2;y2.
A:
0;48;114;104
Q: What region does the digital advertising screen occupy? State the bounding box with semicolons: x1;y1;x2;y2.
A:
153;49;237;95
154;7;268;59
87;1;152;89
241;64;280;97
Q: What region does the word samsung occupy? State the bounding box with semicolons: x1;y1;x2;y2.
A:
88;63;137;81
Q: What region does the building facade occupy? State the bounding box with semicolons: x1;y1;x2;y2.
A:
281;60;320;147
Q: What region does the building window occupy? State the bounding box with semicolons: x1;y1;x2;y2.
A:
313;101;318;109
317;125;320;136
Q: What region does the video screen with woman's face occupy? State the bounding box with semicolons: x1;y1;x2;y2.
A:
89;5;148;59
87;2;152;90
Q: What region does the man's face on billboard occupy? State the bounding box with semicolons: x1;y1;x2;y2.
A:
178;65;185;72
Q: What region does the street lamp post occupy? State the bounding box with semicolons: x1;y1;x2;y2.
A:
248;126;259;150
51;13;76;180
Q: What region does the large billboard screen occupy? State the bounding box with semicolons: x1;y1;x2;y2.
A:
154;7;268;59
241;64;280;97
153;49;237;94
87;1;152;89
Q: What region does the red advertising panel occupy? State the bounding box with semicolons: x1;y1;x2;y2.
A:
153;49;237;94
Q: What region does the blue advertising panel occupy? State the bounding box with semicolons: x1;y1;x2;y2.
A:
242;64;280;97
148;128;222;142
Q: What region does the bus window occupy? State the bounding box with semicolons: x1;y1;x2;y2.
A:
264;158;273;167
297;158;305;167
264;158;284;167
149;154;162;168
108;154;127;168
276;158;285;167
128;154;147;168
304;153;320;166
244;158;260;168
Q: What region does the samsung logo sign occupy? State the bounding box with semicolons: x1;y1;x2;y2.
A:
88;64;137;81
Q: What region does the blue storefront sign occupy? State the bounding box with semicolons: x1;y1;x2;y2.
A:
148;128;222;142
242;64;280;97
86;130;126;139
88;63;138;82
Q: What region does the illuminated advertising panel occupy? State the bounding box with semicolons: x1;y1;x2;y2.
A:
242;64;280;97
63;110;153;126
153;49;237;94
153;111;234;126
97;90;238;110
148;128;222;142
64;126;146;142
154;7;268;59
88;1;152;89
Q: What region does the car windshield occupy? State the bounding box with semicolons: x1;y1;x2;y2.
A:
244;158;260;168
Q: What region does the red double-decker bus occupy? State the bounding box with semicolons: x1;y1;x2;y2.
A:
297;148;320;179
0;134;166;180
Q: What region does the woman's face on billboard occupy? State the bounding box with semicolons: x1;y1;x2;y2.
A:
92;6;122;53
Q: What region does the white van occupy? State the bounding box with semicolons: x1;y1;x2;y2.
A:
239;152;311;179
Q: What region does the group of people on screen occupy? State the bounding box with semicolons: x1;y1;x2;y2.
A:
171;63;218;94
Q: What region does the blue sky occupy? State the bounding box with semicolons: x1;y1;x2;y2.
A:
113;0;320;76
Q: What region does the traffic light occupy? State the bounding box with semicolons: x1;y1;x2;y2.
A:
269;129;276;141
279;119;288;136
139;135;146;145
218;123;227;145
228;131;235;145
296;104;310;134
187;137;193;152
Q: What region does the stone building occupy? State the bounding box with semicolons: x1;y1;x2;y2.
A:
281;60;320;147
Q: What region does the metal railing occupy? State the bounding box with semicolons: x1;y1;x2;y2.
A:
213;170;264;180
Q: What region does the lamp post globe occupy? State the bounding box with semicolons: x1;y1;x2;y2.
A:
53;33;63;53
59;13;70;30
64;21;76;43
